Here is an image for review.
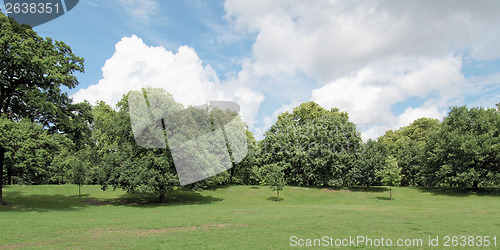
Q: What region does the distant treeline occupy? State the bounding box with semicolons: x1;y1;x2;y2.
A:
2;89;499;199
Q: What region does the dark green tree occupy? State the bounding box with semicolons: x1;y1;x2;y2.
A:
425;106;499;188
259;102;361;187
0;13;86;204
348;139;386;190
379;118;440;186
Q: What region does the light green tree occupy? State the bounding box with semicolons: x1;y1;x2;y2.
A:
377;157;402;200
261;163;286;202
70;158;87;196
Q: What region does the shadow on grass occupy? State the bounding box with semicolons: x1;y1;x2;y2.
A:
348;186;389;193
375;196;391;201
0;188;223;212
108;190;223;207
416;187;500;197
266;197;284;202
0;190;90;212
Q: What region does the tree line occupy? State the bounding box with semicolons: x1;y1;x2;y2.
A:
1;13;499;203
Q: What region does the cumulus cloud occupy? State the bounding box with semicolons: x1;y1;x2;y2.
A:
312;55;467;139
225;0;500;83
72;35;265;128
223;0;500;139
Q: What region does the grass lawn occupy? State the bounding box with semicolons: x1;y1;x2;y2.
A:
0;185;499;249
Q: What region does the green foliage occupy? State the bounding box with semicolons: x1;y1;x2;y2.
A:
259;101;361;187
96;87;255;200
379;118;440;186
70;158;87;196
348;139;387;189
377;157;403;187
0;116;74;185
425;106;500;188
261;163;286;201
0;13;88;204
377;156;403;200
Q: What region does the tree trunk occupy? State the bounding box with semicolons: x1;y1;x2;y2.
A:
159;193;165;203
0;147;4;205
389;185;392;200
7;166;11;185
277;190;280;202
78;184;81;196
230;166;234;184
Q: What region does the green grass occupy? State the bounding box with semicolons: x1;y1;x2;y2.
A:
1;185;499;249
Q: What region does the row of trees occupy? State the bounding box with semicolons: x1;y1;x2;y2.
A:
1;13;499;204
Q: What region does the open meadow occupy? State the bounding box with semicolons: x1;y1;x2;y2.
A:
1;185;498;249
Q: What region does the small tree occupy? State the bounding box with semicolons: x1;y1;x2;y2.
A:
377;157;402;200
70;158;87;196
261;163;286;202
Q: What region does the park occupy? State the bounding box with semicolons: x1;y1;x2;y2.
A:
1;5;500;249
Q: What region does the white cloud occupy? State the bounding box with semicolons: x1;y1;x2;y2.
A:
72;35;265;128
116;0;161;25
312;55;467;139
397;106;446;129
225;0;500;83
222;0;500;139
73;35;211;107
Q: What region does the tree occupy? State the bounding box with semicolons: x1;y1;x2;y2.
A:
0;13;85;204
379;118;440;186
261;163;286;202
259;102;361;187
348;139;386;190
70;158;87;196
99;87;245;201
425;106;499;188
92;90;180;202
0;116;71;186
232;129;258;185
377;157;402;200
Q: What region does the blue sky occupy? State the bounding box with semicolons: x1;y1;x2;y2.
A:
3;0;500;140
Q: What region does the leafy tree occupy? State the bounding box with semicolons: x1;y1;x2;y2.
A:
0;117;72;186
348;139;386;190
0;13;86;204
70;158;87;196
92;89;179;202
261;163;286;201
425;106;499;188
232;129;259;185
99;87;247;201
259;102;361;187
379;118;440;186
377;156;402;200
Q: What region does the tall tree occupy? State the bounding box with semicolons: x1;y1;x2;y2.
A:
425;106;499;188
0;13;85;204
348;139;386;190
259;102;361;187
379;118;440;186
